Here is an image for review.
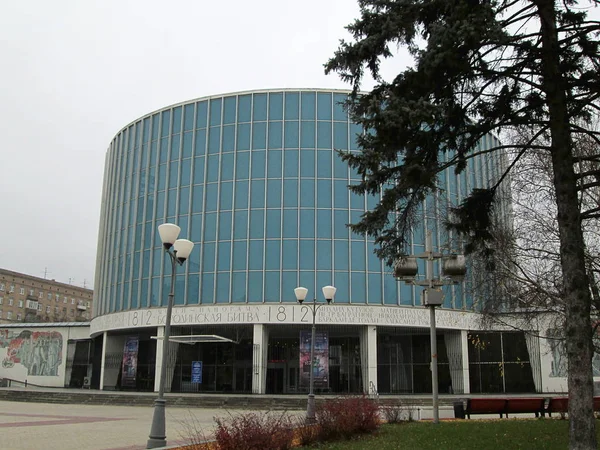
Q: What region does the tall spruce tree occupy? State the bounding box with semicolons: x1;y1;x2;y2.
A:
326;1;600;448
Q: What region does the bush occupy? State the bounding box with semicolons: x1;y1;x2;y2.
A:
294;417;320;447
316;395;380;441
214;411;294;450
381;400;418;423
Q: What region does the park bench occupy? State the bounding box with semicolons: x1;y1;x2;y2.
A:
546;397;600;417
460;398;546;419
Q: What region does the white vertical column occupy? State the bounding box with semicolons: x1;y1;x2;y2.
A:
366;326;378;394
154;326;165;393
252;324;268;394
461;330;471;394
99;331;108;390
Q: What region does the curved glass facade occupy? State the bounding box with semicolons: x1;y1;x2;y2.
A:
94;89;504;317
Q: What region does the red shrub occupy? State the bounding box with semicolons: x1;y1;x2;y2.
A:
214;411;294;450
316;395;380;441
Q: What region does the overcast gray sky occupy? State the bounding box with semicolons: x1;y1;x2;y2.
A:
0;0;410;289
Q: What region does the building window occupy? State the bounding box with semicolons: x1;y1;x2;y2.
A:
8;299;13;306
0;283;4;291
48;293;52;300
19;288;25;295
37;304;42;311
63;296;68;303
56;294;60;301
0;310;2;318
71;298;75;305
87;301;91;307
18;300;23;308
29;289;34;296
39;291;44;299
46;306;50;313
54;307;58;314
7;312;12;320
0;297;3;305
17;313;22;321
9;285;14;293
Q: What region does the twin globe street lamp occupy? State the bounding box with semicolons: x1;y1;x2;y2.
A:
294;285;337;423
147;223;194;449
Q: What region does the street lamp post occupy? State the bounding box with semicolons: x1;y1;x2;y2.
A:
394;231;465;424
147;223;194;449
294;285;336;424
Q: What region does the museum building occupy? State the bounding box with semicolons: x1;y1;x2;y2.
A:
86;88;541;395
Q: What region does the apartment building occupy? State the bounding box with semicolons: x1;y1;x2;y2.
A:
0;269;93;323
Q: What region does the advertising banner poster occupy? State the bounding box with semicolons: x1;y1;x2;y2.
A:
299;330;329;389
121;336;139;388
191;361;203;383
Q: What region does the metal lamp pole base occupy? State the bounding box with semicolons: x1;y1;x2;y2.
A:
147;398;167;448
306;393;316;424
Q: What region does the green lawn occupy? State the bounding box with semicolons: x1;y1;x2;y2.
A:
310;419;600;450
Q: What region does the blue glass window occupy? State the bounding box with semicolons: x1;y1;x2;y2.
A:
267;150;282;178
168;162;179;189
193;157;205;185
299;240;315;270
316;240;332;270
205;184;218;212
299;179;315;207
333;122;348;149
282;240;298;269
269;93;283;120
223;96;236;124
201;273;214;303
282;272;298;299
172;107;182;133
236;151;250;179
300;122;315;148
217;242;231;271
282;209;298;238
283;150;299;178
301;92;316;120
209;99;222;126
251;150;266;178
350;123;362;150
346;273;368;306
264;272;280;302
333;93;348;121
383;275;398;305
233;210;248;239
367;242;381;272
266;179;281;207
334;241;349;270
317;122;332;149
220;182;233;210
317;151;332;178
265;240;280;270
203;242;215;272
157;164;167;191
334;272;349;303
232;241;247;271
252;122;267;150
183;132;193;158
350;210;363;239
207;155;219;182
350;190;364;209
146;196;155;221
351;241;366;270
237;123;251;151
151;278;161;307
235;180;249;209
170;135;181;161
299;209;315;238
266;209;281;238
253;93;267;121
232;272;246;302
222;125;235;152
161;110;171;137
196;101;208;128
334;180;348;208
179;186;190;216
368;274;382;304
221;153;234;181
317;180;332;208
184;104;195;131
248;240;264;270
317;93;332;120
250;180;265;208
238;95;252;122
249;210;265;239
208;127;221;154
204;213;217;241
190;213;202;243
247;271;263;302
399;283;413;306
143;118;151;143
159;138;169;164
284;92;299;120
268;122;283;149
219;211;232;240
187;274;199;303
195;129;206;157
316;210;332;238
284;122;299;148
283;179;298;207
300;149;315;178
151;114;160;140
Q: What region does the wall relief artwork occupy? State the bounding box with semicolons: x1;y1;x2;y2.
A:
0;329;63;376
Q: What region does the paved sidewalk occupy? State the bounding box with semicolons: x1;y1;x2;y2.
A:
0;400;269;450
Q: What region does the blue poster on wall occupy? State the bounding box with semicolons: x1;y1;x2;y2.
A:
191;361;202;384
299;331;329;389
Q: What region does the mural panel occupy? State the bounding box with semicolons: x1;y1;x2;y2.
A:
0;329;63;376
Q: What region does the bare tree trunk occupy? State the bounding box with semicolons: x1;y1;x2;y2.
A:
537;1;596;448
